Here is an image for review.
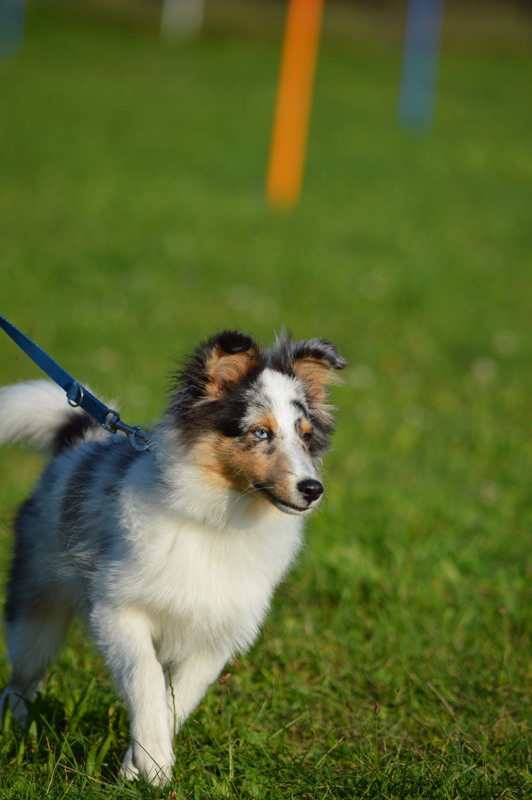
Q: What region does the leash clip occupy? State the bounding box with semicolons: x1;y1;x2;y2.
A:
103;411;151;453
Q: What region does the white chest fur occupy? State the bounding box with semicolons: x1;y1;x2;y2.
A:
102;498;303;663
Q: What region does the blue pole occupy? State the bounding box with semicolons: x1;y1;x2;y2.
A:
0;0;27;57
398;0;445;131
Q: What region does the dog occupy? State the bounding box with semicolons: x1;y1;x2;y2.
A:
0;330;345;784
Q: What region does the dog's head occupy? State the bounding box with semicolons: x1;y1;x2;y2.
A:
168;331;346;515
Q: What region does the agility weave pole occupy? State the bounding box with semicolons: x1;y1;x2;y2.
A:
0;0;27;56
399;0;445;130
266;0;324;210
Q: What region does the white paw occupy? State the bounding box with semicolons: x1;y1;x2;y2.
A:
120;745;139;782
120;742;174;786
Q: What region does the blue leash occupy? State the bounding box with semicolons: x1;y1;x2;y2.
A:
0;314;150;453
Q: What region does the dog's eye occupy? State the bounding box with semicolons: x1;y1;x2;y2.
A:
303;431;313;443
253;428;271;441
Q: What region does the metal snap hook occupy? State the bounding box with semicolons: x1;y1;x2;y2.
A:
126;427;151;453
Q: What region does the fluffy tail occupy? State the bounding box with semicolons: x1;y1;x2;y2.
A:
0;380;109;455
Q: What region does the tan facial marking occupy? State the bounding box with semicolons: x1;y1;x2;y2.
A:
192;433;236;489
252;412;277;435
192;430;295;504
299;416;313;437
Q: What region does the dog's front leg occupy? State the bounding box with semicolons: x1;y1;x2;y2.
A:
90;604;174;786
165;652;228;737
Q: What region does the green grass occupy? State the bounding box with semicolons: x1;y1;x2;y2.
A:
1;4;532;798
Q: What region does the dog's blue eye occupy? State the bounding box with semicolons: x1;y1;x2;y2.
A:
254;428;270;440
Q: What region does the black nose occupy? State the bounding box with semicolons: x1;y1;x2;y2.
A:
297;479;324;504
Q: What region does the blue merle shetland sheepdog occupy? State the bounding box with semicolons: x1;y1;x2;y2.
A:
0;330;345;785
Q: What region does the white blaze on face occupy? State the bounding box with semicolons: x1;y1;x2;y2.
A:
250;369;321;487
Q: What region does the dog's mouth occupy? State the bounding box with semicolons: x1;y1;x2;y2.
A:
253;484;311;515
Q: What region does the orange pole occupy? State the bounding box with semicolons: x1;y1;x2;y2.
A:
266;0;324;210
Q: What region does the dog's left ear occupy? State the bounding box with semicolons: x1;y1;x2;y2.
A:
291;339;347;404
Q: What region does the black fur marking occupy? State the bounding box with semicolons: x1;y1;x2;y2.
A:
52;411;101;455
215;331;256;355
177;391;253;447
60;443;110;540
291;399;310;418
305;411;334;457
4;499;41;623
101;442;142;499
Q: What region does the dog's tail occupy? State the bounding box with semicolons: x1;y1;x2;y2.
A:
0;380;110;455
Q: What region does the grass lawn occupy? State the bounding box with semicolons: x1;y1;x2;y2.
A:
1;4;532;798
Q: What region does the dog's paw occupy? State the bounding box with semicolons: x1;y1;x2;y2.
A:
120;742;174;786
120;745;140;782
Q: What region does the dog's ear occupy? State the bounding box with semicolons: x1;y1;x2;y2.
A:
271;334;346;405
203;331;260;399
290;339;347;405
174;331;261;406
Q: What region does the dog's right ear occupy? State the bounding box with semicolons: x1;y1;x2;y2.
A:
172;331;261;408
202;331;260;399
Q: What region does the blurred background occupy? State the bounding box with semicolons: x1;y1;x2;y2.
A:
1;1;532;795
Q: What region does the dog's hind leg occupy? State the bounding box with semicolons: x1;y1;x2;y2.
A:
1;600;72;725
1;491;73;724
